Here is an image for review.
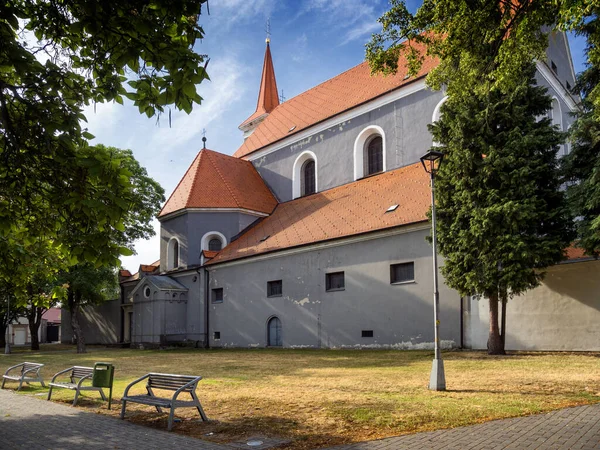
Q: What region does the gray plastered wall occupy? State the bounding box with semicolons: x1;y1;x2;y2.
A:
206;227;461;349
61;299;121;345
160;211;262;269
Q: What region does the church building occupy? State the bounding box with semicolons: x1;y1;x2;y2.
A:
109;32;600;351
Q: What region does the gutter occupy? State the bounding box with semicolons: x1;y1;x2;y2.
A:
199;267;210;349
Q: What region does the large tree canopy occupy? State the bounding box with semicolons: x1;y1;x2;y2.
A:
1;0;208;268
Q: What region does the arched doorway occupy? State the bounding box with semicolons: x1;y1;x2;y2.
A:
267;317;282;347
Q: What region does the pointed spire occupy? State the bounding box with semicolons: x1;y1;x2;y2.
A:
239;37;279;137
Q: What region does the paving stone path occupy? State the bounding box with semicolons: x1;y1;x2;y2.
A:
1;388;599;449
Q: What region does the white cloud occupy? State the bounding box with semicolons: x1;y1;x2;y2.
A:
341;21;381;46
211;0;277;28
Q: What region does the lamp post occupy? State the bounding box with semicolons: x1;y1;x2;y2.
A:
420;150;446;391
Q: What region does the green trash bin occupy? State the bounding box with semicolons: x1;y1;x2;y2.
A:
92;362;115;409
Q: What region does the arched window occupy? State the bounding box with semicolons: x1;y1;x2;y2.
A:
267;316;282;347
431;96;448;147
292;151;318;199
208;238;222;251
167;238;179;270
353;126;386;180
365;136;383;175
301;160;316;196
201;231;227;255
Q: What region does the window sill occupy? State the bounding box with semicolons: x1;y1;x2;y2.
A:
267;294;283;298
326;288;345;292
391;280;416;286
211;301;223;304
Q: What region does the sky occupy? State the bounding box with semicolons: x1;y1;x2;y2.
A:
81;1;589;273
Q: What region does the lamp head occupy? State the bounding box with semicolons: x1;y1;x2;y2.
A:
420;150;445;174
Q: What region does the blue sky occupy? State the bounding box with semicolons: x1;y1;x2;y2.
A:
86;1;588;272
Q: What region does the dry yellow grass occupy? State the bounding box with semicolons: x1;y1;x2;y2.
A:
2;347;599;449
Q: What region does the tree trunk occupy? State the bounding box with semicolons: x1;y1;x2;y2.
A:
26;305;44;351
487;291;505;355
68;287;86;354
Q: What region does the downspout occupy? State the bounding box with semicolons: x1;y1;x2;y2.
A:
119;284;125;344
200;267;210;349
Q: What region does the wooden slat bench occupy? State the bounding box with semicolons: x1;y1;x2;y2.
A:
47;366;108;406
1;362;46;391
120;373;208;430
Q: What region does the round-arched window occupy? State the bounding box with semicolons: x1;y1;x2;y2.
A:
365;136;383;176
301;160;316;196
208;238;222;251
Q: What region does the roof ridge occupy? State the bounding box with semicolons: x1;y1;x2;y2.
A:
159;150;203;216
204;149;243;208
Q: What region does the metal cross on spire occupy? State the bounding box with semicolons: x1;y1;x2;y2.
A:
202;128;207;149
265;17;271;44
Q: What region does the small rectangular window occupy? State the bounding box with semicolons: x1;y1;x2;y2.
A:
326;272;345;291
267;280;283;297
391;262;415;284
213;331;221;340
362;330;374;338
566;81;572;90
211;288;223;303
551;60;558;74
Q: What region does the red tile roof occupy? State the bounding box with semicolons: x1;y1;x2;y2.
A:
234;44;437;159
207;162;430;265
119;270;132;277
202;250;219;259
140;264;159;273
565;246;590;260
159;149;278;218
239;42;279;129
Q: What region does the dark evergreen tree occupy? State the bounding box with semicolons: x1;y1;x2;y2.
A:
431;64;575;354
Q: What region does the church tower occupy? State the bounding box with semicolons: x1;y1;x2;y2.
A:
238;38;279;140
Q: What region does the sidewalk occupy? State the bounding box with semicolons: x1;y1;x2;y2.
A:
1;388;599;449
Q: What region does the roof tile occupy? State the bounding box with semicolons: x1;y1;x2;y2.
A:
233;47;436;159
208;162;430;265
159;149;278;218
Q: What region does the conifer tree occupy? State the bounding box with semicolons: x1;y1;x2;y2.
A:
431;64;574;354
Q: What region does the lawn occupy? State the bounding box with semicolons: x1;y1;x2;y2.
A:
1;347;599;449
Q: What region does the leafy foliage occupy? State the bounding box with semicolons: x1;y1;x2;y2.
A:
0;0;208;270
432;66;574;299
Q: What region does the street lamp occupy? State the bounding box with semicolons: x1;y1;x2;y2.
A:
420;150;446;391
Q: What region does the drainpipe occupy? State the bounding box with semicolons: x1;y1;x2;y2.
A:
119;284;125;344
199;267;210;349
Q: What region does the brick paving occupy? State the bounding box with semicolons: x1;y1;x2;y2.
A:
0;388;599;449
0;389;229;450
327;404;600;450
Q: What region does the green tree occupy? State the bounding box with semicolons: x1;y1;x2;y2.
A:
63;264;119;354
563;7;600;255
431;65;574;354
60;145;164;353
1;0;208;270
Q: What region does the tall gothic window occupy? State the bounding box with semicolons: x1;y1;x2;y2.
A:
366;136;383;176
301;160;316;196
208;238;222;251
168;238;179;270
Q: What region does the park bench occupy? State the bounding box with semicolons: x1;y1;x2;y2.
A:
120;373;208;430
47;366;108;406
1;362;46;391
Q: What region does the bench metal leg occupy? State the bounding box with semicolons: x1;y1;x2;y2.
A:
146;387;163;413
73;389;80;406
120;401;127;419
167;407;176;431
1;378;6;389
191;392;208;421
47;386;53;401
98;388;107;401
40;379;46;388
17;379;24;391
